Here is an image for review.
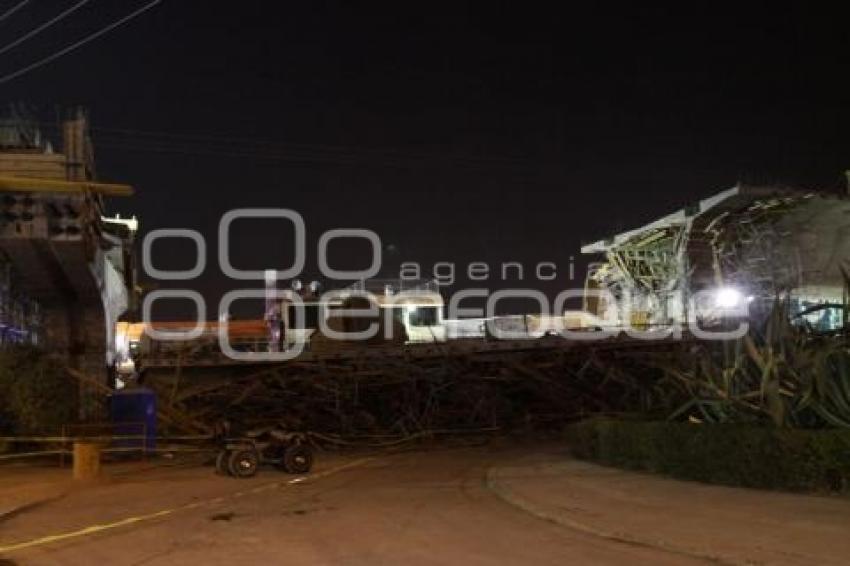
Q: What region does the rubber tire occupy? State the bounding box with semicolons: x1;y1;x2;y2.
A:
283;444;313;474
215;450;231;475
227;448;259;478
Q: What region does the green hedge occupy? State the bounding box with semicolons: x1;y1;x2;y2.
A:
566;419;850;492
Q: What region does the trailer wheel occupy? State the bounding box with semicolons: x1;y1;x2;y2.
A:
283;444;313;474
228;448;259;478
215;449;231;475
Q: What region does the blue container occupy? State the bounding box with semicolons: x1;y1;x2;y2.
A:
109;387;157;451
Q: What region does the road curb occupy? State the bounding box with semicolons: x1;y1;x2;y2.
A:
0;492;68;524
485;466;738;565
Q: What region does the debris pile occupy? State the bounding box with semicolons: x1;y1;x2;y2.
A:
133;340;681;441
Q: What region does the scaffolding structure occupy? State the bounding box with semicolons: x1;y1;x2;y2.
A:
582;185;850;327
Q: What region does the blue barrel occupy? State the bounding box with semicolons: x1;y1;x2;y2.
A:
109;387;156;451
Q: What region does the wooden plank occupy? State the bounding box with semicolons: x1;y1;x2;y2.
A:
0;159;64;165
0;162;66;170
0;170;66;180
0;153;66;163
0;153;66;179
0;176;133;197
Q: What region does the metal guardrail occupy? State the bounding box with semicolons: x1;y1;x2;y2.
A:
60;421;149;467
0;424;213;465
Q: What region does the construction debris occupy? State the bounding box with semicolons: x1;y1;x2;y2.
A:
130;338;688;440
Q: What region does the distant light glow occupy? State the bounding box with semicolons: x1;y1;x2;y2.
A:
714;287;744;309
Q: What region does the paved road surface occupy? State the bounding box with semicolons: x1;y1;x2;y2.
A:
1;445;701;565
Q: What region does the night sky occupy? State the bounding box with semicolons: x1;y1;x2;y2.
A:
3;1;849;318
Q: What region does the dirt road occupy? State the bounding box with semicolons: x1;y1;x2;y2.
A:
1;444;701;565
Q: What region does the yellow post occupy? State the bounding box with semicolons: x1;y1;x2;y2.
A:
73;441;101;480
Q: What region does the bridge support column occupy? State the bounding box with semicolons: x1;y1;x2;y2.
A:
43;302;109;421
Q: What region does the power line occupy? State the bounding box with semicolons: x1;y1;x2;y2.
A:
0;0;30;24
35;122;533;170
61;124;529;166
0;0;92;57
91;139;533;172
0;0;163;86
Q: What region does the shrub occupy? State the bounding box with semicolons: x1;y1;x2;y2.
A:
566;419;850;492
0;346;77;435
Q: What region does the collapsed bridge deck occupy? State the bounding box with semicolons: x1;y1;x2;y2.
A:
137;335;693;437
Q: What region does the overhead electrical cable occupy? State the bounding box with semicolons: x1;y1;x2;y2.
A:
0;0;162;85
0;0;30;25
82;126;529;167
35;121;532;170
0;0;92;57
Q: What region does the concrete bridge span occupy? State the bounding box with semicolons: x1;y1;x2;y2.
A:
0;108;137;419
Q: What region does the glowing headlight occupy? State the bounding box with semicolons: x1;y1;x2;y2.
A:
714;287;744;309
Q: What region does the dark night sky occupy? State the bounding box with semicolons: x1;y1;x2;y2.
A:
3;1;849;317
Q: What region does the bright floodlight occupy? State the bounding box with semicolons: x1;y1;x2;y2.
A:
714;287;743;309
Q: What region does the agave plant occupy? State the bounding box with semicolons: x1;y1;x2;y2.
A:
656;298;850;428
